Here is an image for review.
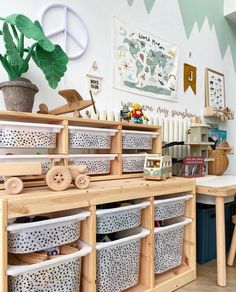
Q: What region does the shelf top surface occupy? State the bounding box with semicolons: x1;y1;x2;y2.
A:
0;111;160;130
0;177;195;218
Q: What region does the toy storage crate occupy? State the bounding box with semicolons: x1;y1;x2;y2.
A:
7;240;92;292
96;227;150;292
69;154;117;175
154;194;193;221
0;121;63;148
197;202;236;264
96;201;150;234
154;217;192;274
68;126;117;149
122;154;146;173
7;210;91;254
122;130;158;150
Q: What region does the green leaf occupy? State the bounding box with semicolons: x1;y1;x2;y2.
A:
2;22;22;66
5;14;18;25
33;44;69;89
15;15;55;52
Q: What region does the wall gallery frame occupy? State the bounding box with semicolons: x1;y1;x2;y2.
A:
205;68;225;110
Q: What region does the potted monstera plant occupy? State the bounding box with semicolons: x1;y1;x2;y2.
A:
0;14;69;112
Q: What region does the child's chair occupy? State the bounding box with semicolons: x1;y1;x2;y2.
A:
227;215;236;266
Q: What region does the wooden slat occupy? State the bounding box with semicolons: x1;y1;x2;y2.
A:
154;265;195;292
140;197;154;289
0;162;42;176
80;206;96;292
0;200;7;292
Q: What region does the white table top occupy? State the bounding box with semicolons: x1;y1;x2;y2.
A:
196;175;236;188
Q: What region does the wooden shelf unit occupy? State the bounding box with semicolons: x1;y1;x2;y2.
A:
0;111;162;189
204;107;234;121
0;177;196;292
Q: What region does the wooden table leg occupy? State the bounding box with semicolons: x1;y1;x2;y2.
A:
0;200;8;292
215;196;226;287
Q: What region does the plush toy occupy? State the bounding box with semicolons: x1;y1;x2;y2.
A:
131;103;149;124
120;105;131;122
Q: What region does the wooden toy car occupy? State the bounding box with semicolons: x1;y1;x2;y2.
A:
143;154;172;181
0;158;90;195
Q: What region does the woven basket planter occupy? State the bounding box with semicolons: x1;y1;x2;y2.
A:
208;150;229;175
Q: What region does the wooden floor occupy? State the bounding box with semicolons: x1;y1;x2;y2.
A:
179;261;236;291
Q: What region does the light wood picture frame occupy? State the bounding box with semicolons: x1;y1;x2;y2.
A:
205;68;225;110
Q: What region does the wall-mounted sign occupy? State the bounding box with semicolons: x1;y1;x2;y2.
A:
86;62;103;95
41;3;89;60
184;63;197;94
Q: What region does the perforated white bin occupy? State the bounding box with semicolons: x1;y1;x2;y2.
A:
154;194;193;221
7;210;91;254
96;201;150;234
8;240;92;292
0;121;63;148
96;227;150;292
122;154;146;173
68;126;118;149
69;154;117;175
122;130;158;150
154;217;192;274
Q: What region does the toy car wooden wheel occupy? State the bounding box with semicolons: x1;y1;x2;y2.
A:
75;174;90;189
162;174;167;181
46;166;72;191
4;177;23;195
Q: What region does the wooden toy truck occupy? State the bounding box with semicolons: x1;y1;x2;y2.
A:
0;158;90;195
143;154;172;181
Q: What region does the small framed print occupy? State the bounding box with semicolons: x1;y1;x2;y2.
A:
205;68;225;110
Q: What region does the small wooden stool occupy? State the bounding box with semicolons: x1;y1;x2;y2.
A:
227;215;236;266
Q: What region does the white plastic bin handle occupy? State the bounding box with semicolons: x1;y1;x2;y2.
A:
7;210;91;232
154;217;192;234
96;227;150;250
7;240;92;276
96;201;151;216
154;194;193;205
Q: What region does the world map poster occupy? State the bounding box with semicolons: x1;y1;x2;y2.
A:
113;18;179;101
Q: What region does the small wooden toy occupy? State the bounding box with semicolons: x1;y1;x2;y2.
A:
143;154;172;181
0;157;90;195
38;89;97;116
130;103;148;124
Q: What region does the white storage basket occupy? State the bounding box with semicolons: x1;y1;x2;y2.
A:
122;154;146;173
8;240;92;292
154;217;192;274
96;227;150;292
122;130;158;150
154;194;193;221
69;154;117;175
7;210;91;254
96;201;150;234
68;126;118;149
0;121;63;148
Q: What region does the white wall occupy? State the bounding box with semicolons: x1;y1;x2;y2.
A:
224;0;236;20
1;0;236;173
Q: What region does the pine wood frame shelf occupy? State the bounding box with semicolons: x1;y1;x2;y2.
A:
0;111;162;190
0;177;196;292
203;107;234;121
